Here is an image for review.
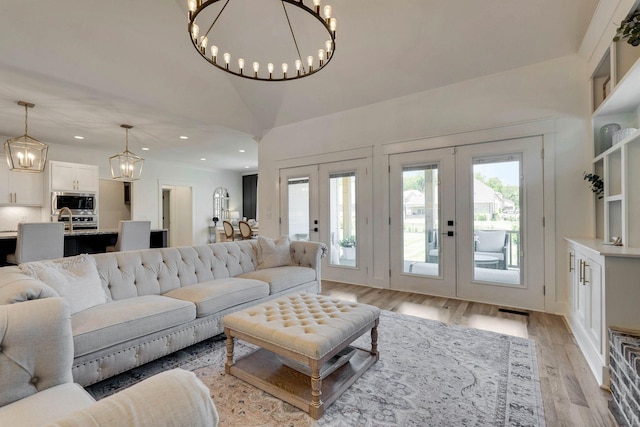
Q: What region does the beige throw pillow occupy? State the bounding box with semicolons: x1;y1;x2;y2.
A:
20;254;108;314
256;235;292;270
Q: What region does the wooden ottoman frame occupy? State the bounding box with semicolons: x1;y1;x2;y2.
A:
223;293;380;419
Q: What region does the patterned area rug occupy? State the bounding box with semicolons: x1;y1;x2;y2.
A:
87;311;545;426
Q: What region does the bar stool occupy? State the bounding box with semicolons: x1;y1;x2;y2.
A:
7;222;65;264
106;220;151;252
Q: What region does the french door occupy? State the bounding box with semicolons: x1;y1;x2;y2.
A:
280;159;371;284
390;137;545;311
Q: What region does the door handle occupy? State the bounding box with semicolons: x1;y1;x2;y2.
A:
441;231;454;236
579;259;584;284
569;252;574;272
310;228;318;232
582;261;590;284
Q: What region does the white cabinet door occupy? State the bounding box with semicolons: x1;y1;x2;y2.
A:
74;164;98;192
10;170;43;205
0;158;43;205
585;256;603;355
575;251;589;327
50;161;98;192
51;161;76;191
0;160;11;204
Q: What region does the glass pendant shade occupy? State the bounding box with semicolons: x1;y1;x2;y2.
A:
110;124;144;181
4;101;48;173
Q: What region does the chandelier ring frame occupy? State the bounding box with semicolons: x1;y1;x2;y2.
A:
188;0;336;82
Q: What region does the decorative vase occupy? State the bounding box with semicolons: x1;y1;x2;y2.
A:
600;123;621;153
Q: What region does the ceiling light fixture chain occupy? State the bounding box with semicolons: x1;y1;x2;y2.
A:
280;1;306;74
187;0;337;81
4;100;48;173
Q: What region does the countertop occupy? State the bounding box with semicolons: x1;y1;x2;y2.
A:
564;237;640;258
0;228;167;240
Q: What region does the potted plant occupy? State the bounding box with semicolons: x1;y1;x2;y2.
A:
338;236;356;260
614;10;640;46
583;172;604;199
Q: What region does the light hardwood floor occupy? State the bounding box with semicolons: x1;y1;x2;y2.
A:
320;281;619;427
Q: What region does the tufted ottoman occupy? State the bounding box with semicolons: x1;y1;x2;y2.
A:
222;293;380;419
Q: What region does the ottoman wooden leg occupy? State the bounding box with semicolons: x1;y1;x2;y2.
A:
371;318;379;356
225;328;235;374
309;361;323;419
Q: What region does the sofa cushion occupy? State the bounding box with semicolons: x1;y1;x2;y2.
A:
20;254;108;314
238;266;316;294
163;278;269;318
256;236;292;270
0;383;95;427
72;295;196;357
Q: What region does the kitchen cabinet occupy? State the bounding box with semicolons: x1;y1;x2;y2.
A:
565;238;640;387
0;158;43;206
50;161;98;192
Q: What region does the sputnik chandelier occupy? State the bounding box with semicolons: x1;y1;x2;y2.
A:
187;0;337;81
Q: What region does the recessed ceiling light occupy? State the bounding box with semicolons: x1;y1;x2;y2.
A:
141;147;150;151
180;136;189;140
239;149;245;153
200;158;206;161
245;166;250;168
74;135;84;140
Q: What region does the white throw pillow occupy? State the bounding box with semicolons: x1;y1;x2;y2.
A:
256;235;292;270
20;254;108;314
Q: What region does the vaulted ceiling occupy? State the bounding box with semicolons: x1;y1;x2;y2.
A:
0;0;599;172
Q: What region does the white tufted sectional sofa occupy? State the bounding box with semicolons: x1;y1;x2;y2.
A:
0;239;326;387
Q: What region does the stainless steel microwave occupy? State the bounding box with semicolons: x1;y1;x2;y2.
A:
51;191;97;215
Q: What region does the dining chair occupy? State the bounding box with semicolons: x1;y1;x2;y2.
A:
238;221;253;240
223;220;235;241
106;220;151;252
7;222;65;264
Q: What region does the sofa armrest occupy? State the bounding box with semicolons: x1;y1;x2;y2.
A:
0;266;58;305
290;240;327;271
0;298;73;408
46;369;219;427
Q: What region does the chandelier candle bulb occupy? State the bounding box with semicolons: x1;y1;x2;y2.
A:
282;63;288;78
200;36;207;53
325;40;332;55
267;62;274;79
313;0;321;14
323;5;332;21
307;55;314;72
330;18;337;36
238;58;244;75
211;45;218;63
318;49;324;66
253;61;259;77
191;23;199;41
223;52;230;69
295;59;301;76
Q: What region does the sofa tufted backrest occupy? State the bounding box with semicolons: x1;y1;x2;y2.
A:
92;241;258;301
0;298;74;408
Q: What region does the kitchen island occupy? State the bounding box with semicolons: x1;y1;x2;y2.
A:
0;228;167;266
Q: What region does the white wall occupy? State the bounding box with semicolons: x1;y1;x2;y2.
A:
258;54;593;313
0;141;243;245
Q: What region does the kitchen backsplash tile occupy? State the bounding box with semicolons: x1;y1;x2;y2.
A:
0;207;43;231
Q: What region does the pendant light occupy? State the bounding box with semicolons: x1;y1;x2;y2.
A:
4;101;48;173
109;124;144;181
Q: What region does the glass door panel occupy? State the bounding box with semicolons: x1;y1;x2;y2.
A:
390;148;456;297
329;172;357;267
279;165;319;243
456;137;544;311
472;155;522;286
288;177;310;241
402;164;439;277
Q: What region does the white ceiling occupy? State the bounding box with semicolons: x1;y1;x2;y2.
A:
0;0;599;172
